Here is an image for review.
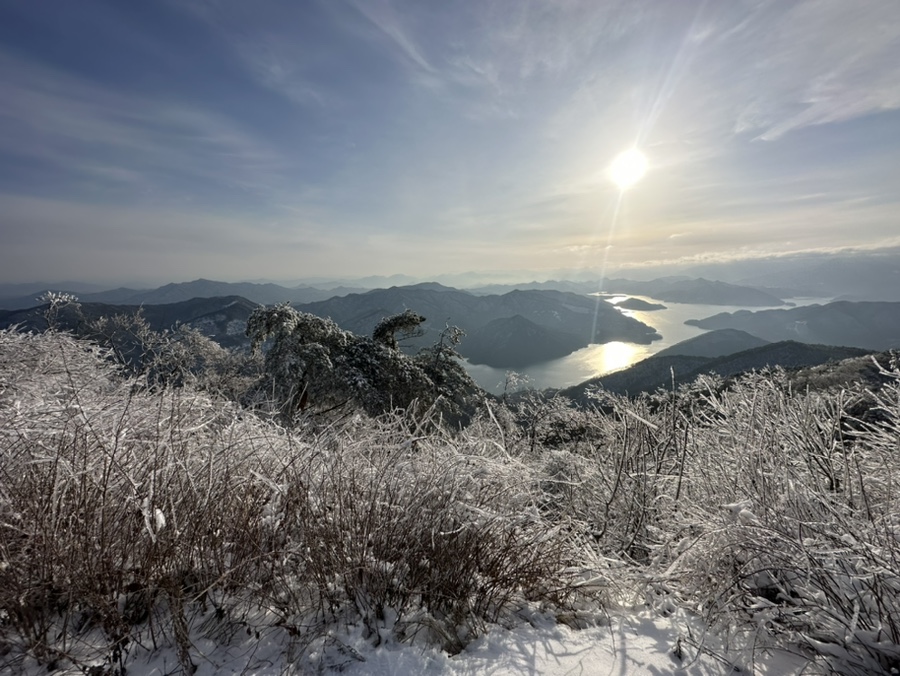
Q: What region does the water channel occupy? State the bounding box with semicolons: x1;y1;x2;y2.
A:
462;295;833;393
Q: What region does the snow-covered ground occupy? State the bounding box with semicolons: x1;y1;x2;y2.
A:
3;610;812;675
319;611;810;676
334;614;803;676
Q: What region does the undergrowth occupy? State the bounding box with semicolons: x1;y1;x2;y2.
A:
1;328;899;674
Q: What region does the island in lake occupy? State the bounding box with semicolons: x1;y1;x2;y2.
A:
615;297;667;311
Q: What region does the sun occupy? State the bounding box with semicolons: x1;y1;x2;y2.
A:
608;148;648;190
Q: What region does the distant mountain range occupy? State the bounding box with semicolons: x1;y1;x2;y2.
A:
0;281;114;298
0;275;789;312
0;279;365;310
7;247;900;308
682;249;900;301
686;301;900;351
469;277;786;306
3;290;893;397
602;278;786;306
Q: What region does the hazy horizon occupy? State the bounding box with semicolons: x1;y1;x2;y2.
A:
4;244;900;292
2;1;899;284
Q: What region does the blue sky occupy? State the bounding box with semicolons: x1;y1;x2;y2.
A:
1;0;899;284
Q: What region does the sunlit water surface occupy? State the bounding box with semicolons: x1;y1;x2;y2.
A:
462;295;832;394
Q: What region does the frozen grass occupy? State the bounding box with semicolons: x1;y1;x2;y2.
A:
1;328;899;674
0;330;584;673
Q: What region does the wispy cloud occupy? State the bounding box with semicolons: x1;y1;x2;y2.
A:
0;50;293;204
235;38;329;109
1;0;898;283
349;0;435;75
721;0;900;139
168;0;334;110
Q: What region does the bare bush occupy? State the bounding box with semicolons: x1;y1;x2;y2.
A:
636;369;900;674
257;409;582;653
3;325;900;673
0;329;582;671
471;367;900;673
82;311;261;398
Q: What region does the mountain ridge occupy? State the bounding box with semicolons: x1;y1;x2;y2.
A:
686;301;900;351
294;286;662;367
0;286;663;368
561;340;873;402
0;279;365;310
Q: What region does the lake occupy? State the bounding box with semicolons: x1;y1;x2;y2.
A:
462;295;833;394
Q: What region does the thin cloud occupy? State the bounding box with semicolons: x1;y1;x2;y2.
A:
349;0;435;74
724;0;900;140
235;38;329;108
169;0;333;110
0;192;337;283
1;0;898;283
0;50;293;203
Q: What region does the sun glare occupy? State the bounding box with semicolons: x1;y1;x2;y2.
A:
608;149;648;190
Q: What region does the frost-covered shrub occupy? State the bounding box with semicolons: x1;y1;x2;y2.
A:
44;302;261;400
640;368;900;674
4;326;900;673
258;411;582;653
479;364;900;673
411;324;483;427
0;330;285;671
0;329;580;670
474;390;602;457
